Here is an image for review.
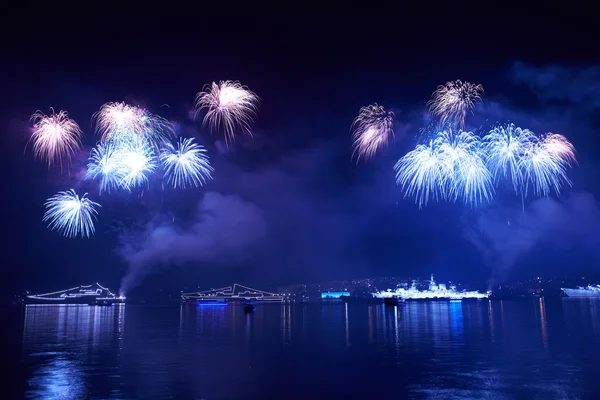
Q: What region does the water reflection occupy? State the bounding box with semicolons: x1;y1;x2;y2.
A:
344;303;350;347
538;298;549;352
23;304;126;400
18;300;600;399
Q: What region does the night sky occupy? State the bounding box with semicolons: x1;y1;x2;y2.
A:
2;3;600;298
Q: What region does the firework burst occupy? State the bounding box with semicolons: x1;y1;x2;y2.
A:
482;125;576;197
520;134;575;197
395;130;492;208
482;124;536;194
43;189;101;238
351;103;395;162
541;133;576;163
194;80;259;145
86;142;125;194
93;102;173;147
28;109;83;169
427;80;483;129
86;137;157;192
160;138;213;189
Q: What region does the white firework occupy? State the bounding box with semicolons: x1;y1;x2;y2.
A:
351;103;395;162
194;80;259;145
93;102;173;147
28;109;83;169
160;138;213;188
43;189;101;238
482;124;536;194
427;80;483;129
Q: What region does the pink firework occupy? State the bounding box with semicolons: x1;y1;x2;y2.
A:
351;104;395;162
194;80;259;145
28;109;83;169
541;133;577;164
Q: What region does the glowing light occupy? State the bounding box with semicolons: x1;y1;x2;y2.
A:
521;136;573;197
321;292;350;299
482;124;576;197
482;124;535;194
43;190;101;238
86;137;157;192
194;80;259;145
93;102;173;147
351;103;395;162
85;142;124;194
160;137;213;188
181;284;283;302
118;137;157;189
394;130;493;208
427;80;483;129
28;109;83;168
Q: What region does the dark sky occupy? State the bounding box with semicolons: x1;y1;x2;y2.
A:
2;3;600;297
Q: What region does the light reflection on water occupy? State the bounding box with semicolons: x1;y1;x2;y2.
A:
19;299;600;399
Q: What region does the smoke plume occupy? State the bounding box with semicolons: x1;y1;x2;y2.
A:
119;192;267;294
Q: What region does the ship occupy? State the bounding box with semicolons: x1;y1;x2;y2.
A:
25;283;125;305
181;284;284;304
561;285;600;297
372;274;490;301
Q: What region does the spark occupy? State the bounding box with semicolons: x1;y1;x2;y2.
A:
394;130;493;208
28;109;83;169
194;80;259;145
482;124;536;194
43;189;101;238
86;137;157;192
520;134;575;197
93;102;173;147
85;142;125;194
482;125;576;197
114;137;157;190
160;137;213;189
351;103;395;162
541;133;576;164
427;80;483;129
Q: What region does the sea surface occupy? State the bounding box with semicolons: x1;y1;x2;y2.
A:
7;298;600;399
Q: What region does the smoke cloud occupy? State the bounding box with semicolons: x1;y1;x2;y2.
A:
510;61;600;108
119;192;268;294
463;192;600;283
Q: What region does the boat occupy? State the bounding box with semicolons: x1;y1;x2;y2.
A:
562;285;600;297
181;284;284;303
372;274;489;301
244;302;256;313
25;283;125;305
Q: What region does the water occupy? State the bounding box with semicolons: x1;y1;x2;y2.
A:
9;298;600;399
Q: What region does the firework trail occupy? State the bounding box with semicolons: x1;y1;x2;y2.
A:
160;137;213;189
194;80;259;145
43;189;101;238
394;130;492;208
395;140;447;208
482;125;576;197
86;142;126;194
520;134;574;197
86;137;157;192
118;137;157;189
28;109;83;169
351;104;395;162
93;102;173;147
541;133;576;163
427;80;483;129
436;130;493;206
482;124;536;194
